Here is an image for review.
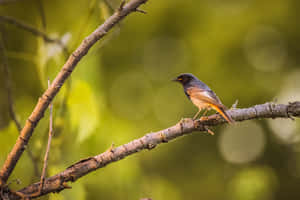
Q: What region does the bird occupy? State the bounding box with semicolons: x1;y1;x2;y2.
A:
173;73;234;124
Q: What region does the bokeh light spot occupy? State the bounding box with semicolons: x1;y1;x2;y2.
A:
228;166;278;200
268;70;300;144
219;121;265;164
244;26;286;72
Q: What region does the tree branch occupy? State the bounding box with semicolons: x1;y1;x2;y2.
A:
0;15;59;44
0;0;148;187
39;80;54;194
5;101;300;199
0;15;69;55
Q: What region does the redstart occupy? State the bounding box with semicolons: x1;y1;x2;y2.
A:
173;73;234;124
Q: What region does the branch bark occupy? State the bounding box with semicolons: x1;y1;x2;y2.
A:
0;0;148;187
5;101;300;199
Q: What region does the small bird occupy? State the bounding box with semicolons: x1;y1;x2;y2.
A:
173;73;234;124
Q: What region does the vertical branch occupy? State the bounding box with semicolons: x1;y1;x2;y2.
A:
0;26;21;131
0;26;40;178
39;79;54;194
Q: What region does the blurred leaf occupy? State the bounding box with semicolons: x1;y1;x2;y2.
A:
67;80;100;142
0;121;19;162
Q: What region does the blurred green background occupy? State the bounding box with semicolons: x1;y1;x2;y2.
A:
1;0;300;199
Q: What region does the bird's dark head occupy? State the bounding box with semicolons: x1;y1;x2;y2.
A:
173;73;198;86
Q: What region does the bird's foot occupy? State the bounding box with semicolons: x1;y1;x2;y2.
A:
199;116;209;121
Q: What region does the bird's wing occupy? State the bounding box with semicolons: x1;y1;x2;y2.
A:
186;87;225;109
186;86;234;123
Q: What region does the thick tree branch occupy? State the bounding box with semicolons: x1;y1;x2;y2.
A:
0;0;148;186
5;101;300;199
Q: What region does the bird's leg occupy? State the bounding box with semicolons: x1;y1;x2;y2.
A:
198;109;209;121
193;109;201;120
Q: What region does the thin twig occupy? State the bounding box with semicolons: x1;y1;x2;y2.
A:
0;26;40;178
0;15;54;43
135;8;147;14
0;15;68;55
118;0;126;12
0;0;148;187
4;101;300;199
39;80;54;194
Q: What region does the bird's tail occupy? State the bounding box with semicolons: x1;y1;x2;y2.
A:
210;104;234;124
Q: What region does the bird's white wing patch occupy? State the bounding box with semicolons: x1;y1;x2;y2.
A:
201;90;214;99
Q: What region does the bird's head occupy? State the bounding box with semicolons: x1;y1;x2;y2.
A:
172;73;198;86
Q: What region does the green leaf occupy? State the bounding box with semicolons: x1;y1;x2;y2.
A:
67;80;101;142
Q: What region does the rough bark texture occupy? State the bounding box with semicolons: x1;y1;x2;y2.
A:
5;101;300;200
0;0;148;187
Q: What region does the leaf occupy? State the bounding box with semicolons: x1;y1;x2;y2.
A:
67;80;100;142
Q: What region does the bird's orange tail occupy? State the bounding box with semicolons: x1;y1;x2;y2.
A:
210;104;234;124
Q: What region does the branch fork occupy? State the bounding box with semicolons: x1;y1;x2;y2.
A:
0;0;149;188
